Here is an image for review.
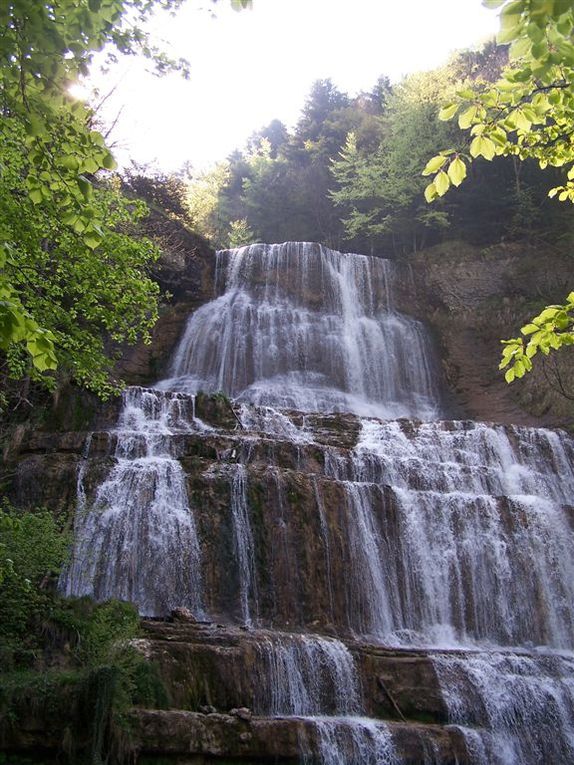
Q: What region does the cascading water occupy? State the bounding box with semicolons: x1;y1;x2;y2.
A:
161;242;443;420
434;651;574;764
229;463;258;626
255;633;361;716
64;242;574;764
255;633;397;765
322;418;574;648
62;387;205;617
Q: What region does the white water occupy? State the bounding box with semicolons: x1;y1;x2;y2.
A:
256;633;361;716
229;463;258;626
62;387;204;617
255;632;397;764
301;717;397;765
435;651;574;764
319;418;574;649
161;242;443;421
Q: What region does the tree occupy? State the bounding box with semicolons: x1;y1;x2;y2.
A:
0;0;249;389
296;79;350;145
331;69;458;255
246;119;290;159
1;131;161;398
423;0;574;382
228;218;256;247
186;161;234;248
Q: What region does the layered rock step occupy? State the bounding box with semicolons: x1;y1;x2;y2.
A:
42;388;574;647
130;710;468;764
133;618;467;763
130;620;574;765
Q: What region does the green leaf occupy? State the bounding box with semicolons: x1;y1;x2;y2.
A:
521;323;540;334
498;23;522;44
424;182;438;203
554;0;572;17
25;114;46;137
62;212;79;226
102;152;117;170
458;105;478;129
29;189;44;204
538;306;560;321
505;368;516;383
435;171;450;196
422;155;447;176
447;157;467;187
470;136;496;160
527;21;545;42
438;104;457;121
510;36;532;59
78;176;92;198
84;233;102;249
60;155;79;171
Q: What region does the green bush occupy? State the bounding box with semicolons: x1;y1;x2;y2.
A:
0;505;169;762
0;504;70;668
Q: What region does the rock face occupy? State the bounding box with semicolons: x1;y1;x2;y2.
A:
114;212;216;387
4;241;574;765
402;240;574;427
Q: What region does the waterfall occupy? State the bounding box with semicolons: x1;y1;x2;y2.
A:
255;632;397;765
255;633;361;716
325;418;574;648
63;242;574;765
301;717;398;765
62;388;204;617
229;463;258;626
434;651;574;764
161;242;443;420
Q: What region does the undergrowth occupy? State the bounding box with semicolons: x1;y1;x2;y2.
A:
0;503;168;764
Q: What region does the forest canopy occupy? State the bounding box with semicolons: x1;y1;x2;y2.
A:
185;45;572;258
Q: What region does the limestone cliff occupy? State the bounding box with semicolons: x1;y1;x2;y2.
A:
3;236;574;765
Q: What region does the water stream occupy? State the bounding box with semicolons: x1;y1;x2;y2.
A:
64;242;574;764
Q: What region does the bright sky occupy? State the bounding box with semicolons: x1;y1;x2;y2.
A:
84;0;500;174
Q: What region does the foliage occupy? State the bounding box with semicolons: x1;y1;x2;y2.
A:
0;503;69;667
188;53;568;259
228;218;256;247
186;161;233;248
123;167;193;223
0;0;248;383
331;69;458;254
1;0;185;373
422;0;574;379
499;293;574;381
0;503;138;669
186;77;388;250
0;502;168;762
1;124;161;399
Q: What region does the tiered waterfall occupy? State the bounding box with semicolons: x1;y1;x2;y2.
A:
63;242;574;764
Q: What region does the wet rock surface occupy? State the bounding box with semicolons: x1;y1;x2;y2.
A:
4;241;574;764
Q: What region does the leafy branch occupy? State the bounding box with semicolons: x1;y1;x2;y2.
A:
423;0;574;382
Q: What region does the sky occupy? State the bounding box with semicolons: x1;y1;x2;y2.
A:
82;0;500;174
